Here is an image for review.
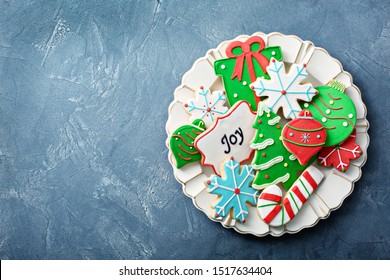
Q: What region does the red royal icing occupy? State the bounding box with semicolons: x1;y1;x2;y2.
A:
226;36;269;82
318;130;362;172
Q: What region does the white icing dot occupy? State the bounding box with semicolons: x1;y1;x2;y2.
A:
304;103;309;108
343;122;348;127
190;146;193;149
221;64;226;69
317;134;321;139
234;93;238;98
325;109;331;114
322;117;327;123
329;100;334;105
348;113;354;118
243;81;247;86
267;113;271;118
271;51;276;55
178;132;180;134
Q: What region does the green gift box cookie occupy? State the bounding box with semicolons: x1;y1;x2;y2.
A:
214;36;282;111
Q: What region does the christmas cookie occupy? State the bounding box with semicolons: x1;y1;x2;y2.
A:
257;166;324;227
207;157;258;223
318;129;362;172
250;59;318;119
282;110;326;165
184;86;228;128
214;36;282;111
251;102;311;190
195;101;256;176
301;80;357;146
170;119;206;168
166;32;369;236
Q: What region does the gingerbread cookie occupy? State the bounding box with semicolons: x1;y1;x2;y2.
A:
207;157;258;223
214;36;282;111
301;80;357;146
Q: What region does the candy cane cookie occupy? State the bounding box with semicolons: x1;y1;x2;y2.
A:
257;166;324;227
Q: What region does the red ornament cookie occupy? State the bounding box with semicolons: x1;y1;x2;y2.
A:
282;110;326;165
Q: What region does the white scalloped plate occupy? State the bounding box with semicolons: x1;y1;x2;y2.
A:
165;32;369;236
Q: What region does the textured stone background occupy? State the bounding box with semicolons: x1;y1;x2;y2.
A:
0;0;389;259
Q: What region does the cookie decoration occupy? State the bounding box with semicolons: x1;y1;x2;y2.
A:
318;129;362;172
207;157;258;223
184;86;228;128
301;80;357;146
250;102;311;190
250;59;318;119
214;36;282;111
170;119;206;168
257;166;324;227
195;101;256;176
282;110;326;165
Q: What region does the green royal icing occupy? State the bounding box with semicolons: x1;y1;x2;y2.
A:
301;81;356;147
214;46;282;111
250;103;312;191
170;119;206;168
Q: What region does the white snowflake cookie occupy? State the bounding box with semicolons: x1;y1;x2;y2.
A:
184;86;228;127
250;59;318;119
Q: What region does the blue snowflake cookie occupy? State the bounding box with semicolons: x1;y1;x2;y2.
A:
207;157;259;223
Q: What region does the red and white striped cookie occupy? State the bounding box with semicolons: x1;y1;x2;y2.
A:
257;166;324;227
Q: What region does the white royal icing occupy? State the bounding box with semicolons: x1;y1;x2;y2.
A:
195;101;256;176
184;87;228;128
250;138;274;150
250;60;317;119
252;155;284;170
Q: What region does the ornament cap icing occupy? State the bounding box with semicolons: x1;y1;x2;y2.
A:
298;110;313;118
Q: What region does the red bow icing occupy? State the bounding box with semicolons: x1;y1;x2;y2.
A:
225;36;270;82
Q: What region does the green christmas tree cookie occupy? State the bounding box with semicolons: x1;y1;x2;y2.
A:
170;119;206;168
251;103;312;190
300;80;356;147
214;36;282;111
